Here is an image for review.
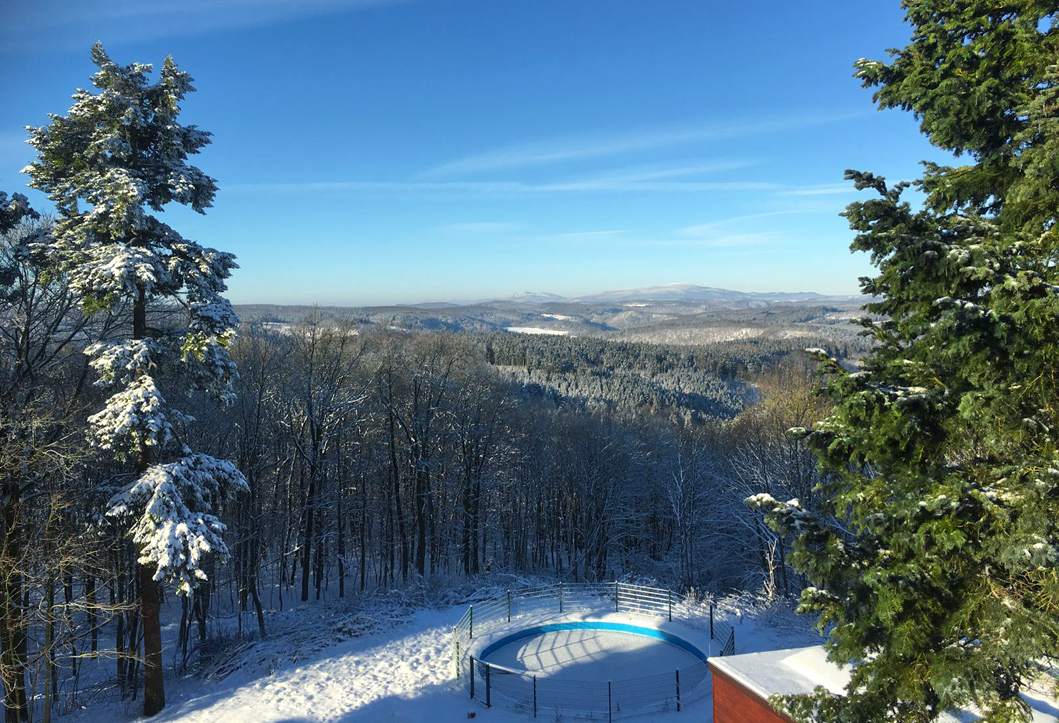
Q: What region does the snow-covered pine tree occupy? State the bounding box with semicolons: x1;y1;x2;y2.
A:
23;43;247;717
750;3;1059;722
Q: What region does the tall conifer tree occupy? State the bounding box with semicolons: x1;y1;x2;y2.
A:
750;3;1059;722
24;44;247;716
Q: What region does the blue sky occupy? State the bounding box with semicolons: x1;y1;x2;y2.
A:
1;0;947;306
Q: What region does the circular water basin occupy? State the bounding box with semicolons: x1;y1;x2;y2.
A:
477;621;705;682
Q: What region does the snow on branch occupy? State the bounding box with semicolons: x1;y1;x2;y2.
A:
88;375;173;458
67;241;169;303
86;338;155;387
107;454;248;594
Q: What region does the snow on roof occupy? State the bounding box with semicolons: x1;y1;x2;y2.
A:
709;646;1059;723
709;645;848;703
779;646;851;696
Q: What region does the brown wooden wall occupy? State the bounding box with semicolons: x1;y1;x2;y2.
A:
709;663;794;723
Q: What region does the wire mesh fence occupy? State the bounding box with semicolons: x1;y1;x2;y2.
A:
452;582;734;719
469;657;707;721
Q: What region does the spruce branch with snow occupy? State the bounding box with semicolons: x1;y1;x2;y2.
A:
107;454;246;594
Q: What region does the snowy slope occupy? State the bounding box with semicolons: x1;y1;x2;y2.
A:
74;593;820;723
149;607;459;723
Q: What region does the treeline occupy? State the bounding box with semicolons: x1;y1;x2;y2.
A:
205;319;833;603
483;331;852;423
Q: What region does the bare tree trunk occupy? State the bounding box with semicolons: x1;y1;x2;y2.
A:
387;410;408;581
300;466;315;602
138;563;164;715
86;574;98;655
115;553;125;696
134;284;165;717
336;491;345;599
194;584;208;642
0;487;28;722
359;477;367;592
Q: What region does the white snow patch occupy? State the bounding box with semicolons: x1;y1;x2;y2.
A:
504;327;571;336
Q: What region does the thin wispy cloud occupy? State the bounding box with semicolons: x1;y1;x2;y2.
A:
2;0;408;53
436;222;524;234
560;159;759;185
421;112;865;177
547;230;629;240
674;209;820;237
620;232;787;249
224;178;781;195
431;227;631;246
777;182;860;196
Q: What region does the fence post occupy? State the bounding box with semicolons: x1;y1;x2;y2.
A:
470;605;474;639
608;680;613;723
614;581;619;612
675;669;681;712
469;657;475;699
507;589;512;622
485;662;491;708
559;581;564;614
533;675;537;718
668;590;672;622
709;603;714;639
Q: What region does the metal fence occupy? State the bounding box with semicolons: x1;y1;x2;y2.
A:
452;582;735;720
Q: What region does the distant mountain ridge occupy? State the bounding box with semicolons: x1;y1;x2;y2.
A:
235;282;869;350
487;283;848;305
570;283;831;304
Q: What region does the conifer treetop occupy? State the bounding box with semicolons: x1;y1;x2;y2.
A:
23;43;247;598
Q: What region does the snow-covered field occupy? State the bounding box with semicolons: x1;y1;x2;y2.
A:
70;588;823;723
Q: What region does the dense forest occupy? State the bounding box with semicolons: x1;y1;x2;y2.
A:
0;203;840;716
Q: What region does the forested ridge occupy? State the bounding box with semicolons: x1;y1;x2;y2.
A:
485;331;850;422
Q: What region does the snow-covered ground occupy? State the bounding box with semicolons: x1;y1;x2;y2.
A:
70;589;822;723
503;327;571;336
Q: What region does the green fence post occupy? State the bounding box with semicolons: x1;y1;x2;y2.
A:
668;590;673;622
614;581;619;612
709;603;714;639
469;656;475;699
485;663;491;708
608;680;613;723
